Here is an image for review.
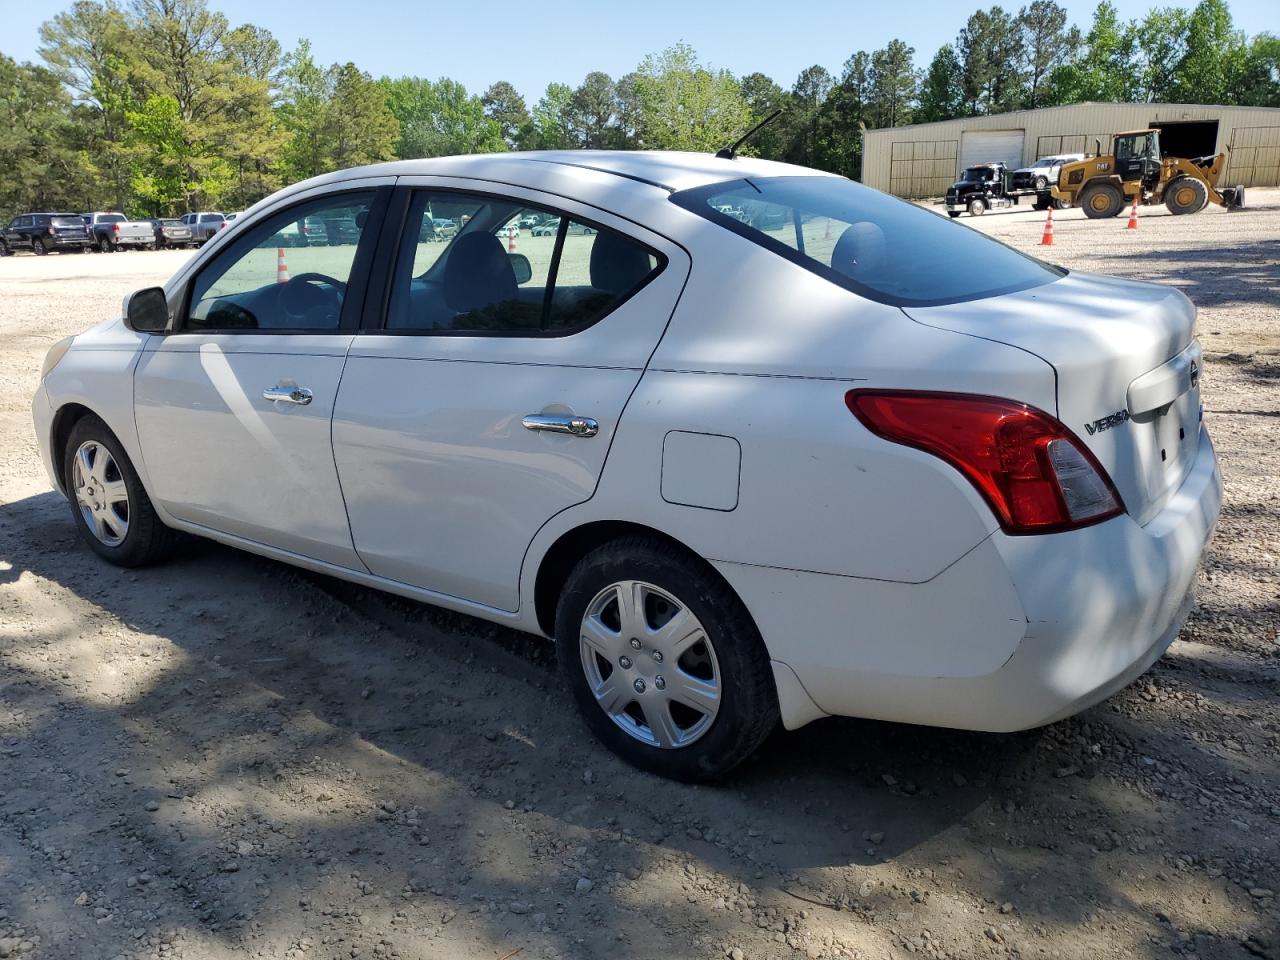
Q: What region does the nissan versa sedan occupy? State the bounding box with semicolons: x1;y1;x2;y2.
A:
33;151;1221;781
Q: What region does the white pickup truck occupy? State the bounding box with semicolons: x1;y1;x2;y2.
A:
83;212;155;252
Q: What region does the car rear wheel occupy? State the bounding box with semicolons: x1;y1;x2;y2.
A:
555;537;779;782
98;235;115;253
1080;183;1123;219
32;238;48;256
0;241;10;257
64;415;178;567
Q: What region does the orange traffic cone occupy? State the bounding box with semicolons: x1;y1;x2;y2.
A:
1040;207;1054;246
276;246;289;283
1125;195;1139;230
507;227;517;253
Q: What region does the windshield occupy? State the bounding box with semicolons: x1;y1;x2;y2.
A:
671;176;1064;307
961;167;994;181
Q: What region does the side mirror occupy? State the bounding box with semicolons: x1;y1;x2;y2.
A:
508;253;533;285
122;287;169;333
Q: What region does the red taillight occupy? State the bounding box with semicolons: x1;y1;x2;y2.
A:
112;223;120;232
48;226;55;235
845;390;1124;534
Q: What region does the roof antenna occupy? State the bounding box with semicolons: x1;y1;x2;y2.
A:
716;109;784;160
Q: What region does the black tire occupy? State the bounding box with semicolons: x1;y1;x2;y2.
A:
947;211;962;218
555;536;779;782
98;235;115;253
967;198;987;217
1034;175;1048;191
1033;196;1049;211
63;414;179;567
1054;197;1071;209
1165;177;1208;216
1080;183;1124;219
0;241;9;257
32;237;48;256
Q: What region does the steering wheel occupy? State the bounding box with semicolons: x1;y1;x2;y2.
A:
279;272;346;327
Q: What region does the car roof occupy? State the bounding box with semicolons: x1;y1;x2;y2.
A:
295;150;835;194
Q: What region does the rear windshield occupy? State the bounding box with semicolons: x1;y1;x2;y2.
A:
52;216;84;227
160;219;182;227
671;176;1063;307
98;213;126;223
200;214;224;223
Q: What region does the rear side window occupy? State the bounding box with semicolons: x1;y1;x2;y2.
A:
386;190;662;335
671;176;1063;307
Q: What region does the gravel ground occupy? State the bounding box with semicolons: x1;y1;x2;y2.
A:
0;192;1278;960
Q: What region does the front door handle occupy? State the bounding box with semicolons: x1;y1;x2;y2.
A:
522;413;599;437
263;385;313;405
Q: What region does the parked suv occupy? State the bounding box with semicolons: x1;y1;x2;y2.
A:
150;218;195;249
1012;153;1085;192
180;212;226;244
1;212;91;255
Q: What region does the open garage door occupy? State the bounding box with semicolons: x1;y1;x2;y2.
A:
959;129;1025;172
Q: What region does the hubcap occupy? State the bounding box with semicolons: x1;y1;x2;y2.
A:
578;580;721;750
72;440;129;546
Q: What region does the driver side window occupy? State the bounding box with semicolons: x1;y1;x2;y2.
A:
185;193;374;332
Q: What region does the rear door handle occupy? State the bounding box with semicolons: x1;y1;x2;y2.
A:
263;385;313;405
522;414;598;437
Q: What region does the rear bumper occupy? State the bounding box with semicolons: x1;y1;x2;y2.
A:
51;237;91;248
718;428;1221;732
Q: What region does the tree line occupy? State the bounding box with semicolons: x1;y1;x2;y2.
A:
1;0;1276;218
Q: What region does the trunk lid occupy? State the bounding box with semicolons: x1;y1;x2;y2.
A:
903;271;1202;525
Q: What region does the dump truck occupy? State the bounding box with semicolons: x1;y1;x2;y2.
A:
1051;129;1245;219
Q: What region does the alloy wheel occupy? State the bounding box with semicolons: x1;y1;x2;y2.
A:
72;440;130;546
578;580;721;749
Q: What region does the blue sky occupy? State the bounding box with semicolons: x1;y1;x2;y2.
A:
1;0;1274;102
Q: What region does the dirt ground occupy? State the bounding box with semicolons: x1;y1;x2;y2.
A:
0;192;1277;960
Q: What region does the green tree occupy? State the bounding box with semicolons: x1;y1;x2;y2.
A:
1238;33;1280;106
481;81;529;148
0;55;97;215
1132;7;1189;102
868;39;917;127
380;76;502;159
1049;1;1139;102
738;72;788;159
278;39;328;179
568;71;619;148
917;44;965;121
38;0;136;208
1168;0;1247;104
957;6;1027;114
782;64;832;168
522;82;575;149
632;43;751;152
1017;0;1078;107
322;63;398;170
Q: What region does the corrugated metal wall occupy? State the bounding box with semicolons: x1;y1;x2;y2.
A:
862;103;1280;197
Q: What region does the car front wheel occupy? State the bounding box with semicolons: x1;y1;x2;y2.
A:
556;537;778;782
967;198;987;216
64;414;178;567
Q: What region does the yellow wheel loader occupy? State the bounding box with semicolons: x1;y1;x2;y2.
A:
1051;129;1246;220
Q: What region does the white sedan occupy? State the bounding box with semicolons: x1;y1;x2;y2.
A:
33;151;1221;781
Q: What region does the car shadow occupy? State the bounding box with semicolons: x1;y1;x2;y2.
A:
3;487;1273;959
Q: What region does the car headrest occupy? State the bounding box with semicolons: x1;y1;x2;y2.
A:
831;222;886;283
355;210;368;229
589;229;652;295
443;232;517;313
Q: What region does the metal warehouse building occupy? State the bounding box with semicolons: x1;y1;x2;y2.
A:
862;102;1280;198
